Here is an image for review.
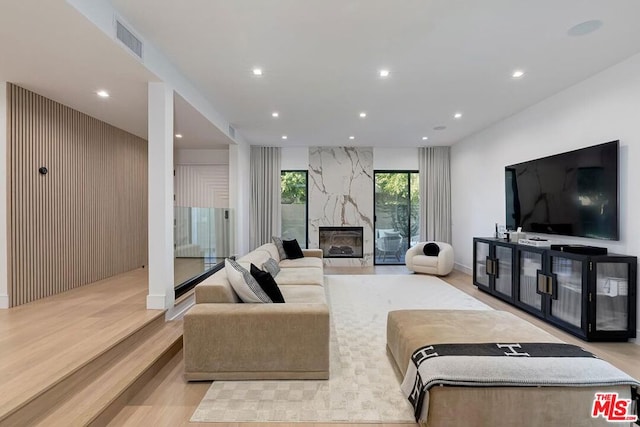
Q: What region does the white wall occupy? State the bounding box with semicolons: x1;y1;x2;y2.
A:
229;140;251;256
373;147;419;170
175;149;229;165
451;52;640;338
281;147;309;170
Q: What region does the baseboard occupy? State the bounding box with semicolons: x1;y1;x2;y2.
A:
0;295;8;309
166;294;194;321
454;262;472;276
146;294;167;310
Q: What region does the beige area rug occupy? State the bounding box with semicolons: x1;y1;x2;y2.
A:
191;274;492;423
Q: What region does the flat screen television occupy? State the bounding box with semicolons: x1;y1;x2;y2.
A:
505;141;619;240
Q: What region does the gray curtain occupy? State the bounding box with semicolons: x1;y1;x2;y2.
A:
250;146;282;249
419;146;451;243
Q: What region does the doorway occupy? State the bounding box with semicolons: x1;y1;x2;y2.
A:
374;171;419;265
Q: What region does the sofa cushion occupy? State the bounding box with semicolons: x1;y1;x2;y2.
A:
225;259;272;303
255;243;281;262
276;267;324;287
279;285;327;304
423;242;441;256
283;238;304;259
262;257;281;277
272;236;288;260
250;264;285;303
194;268;240;303
238;249;270;266
279;257;323;269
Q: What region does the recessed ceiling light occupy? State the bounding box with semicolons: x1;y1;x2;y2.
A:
272;112;279;118
379;69;390;78
359;112;367;118
434;126;447;131
175;134;183;138
568;20;603;37
96;90;110;98
349;136;355;140
422;136;429;141
252;68;263;76
454;112;462;119
512;70;525;79
281;135;288;140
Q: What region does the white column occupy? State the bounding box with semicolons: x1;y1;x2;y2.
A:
0;83;8;308
147;82;174;309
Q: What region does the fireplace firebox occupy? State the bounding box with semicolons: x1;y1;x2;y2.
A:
319;226;364;258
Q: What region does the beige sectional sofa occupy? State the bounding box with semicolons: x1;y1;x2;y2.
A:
183;243;330;381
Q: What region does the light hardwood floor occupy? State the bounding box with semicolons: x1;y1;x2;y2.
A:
0;268;161;423
109;265;640;426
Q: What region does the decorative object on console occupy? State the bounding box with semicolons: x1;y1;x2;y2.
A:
518;238;551;247
225;258;273;303
271;236;288;260
422;242;440;256
282;238;304;259
250;264;285;303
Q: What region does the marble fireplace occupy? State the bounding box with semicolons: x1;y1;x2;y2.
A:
318;226;364;258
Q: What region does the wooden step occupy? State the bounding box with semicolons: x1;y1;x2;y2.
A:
32;320;183;426
0;309;181;426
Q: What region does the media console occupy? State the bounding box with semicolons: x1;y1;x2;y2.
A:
473;237;637;341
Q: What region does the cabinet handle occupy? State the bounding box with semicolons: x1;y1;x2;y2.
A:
537;273;548;294
494;258;500;279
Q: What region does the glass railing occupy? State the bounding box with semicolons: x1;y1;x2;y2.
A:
174;207;235;293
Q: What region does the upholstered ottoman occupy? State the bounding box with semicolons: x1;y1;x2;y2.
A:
405;242;454;276
387;310;637;427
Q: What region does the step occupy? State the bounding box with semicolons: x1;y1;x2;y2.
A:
33;320;183;426
0;311;172;426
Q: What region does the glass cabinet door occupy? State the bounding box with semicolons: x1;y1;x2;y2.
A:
494;246;513;297
474;241;490;288
549;256;583;328
595;263;629;331
518;250;543;311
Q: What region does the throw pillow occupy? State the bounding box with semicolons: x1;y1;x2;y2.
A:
282;238;304;259
423;242;440;256
225;258;272;303
250;264;285;303
272;236;288;260
262;257;281;278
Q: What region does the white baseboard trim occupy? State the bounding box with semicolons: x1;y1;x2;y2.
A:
146;294;167;310
0;295;8;309
167;294;195;321
454;262;472;276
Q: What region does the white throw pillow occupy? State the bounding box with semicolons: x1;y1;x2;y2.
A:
225;259;272;303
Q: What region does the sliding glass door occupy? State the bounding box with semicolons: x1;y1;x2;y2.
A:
281;170;308;247
374;171;419;265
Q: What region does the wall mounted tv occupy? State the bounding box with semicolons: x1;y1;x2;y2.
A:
505;141;619;240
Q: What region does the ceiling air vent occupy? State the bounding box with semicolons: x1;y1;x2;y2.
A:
116;20;143;59
228;125;236;139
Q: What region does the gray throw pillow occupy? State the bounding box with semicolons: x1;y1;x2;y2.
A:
272;236;288;260
262;257;281;278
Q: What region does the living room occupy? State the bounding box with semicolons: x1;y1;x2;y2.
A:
0;2;640;423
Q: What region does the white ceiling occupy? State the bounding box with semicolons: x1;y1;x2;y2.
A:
3;1;640;149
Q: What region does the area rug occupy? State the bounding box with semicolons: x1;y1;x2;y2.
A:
191;274;491;423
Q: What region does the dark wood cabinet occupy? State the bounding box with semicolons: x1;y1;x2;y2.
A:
473;237;637;341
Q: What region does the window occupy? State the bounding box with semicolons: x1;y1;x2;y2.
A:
281;170;308;247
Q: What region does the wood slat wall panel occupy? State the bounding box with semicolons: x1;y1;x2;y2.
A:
7;84;148;307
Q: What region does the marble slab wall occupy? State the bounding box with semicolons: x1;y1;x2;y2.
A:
308;147;374;266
